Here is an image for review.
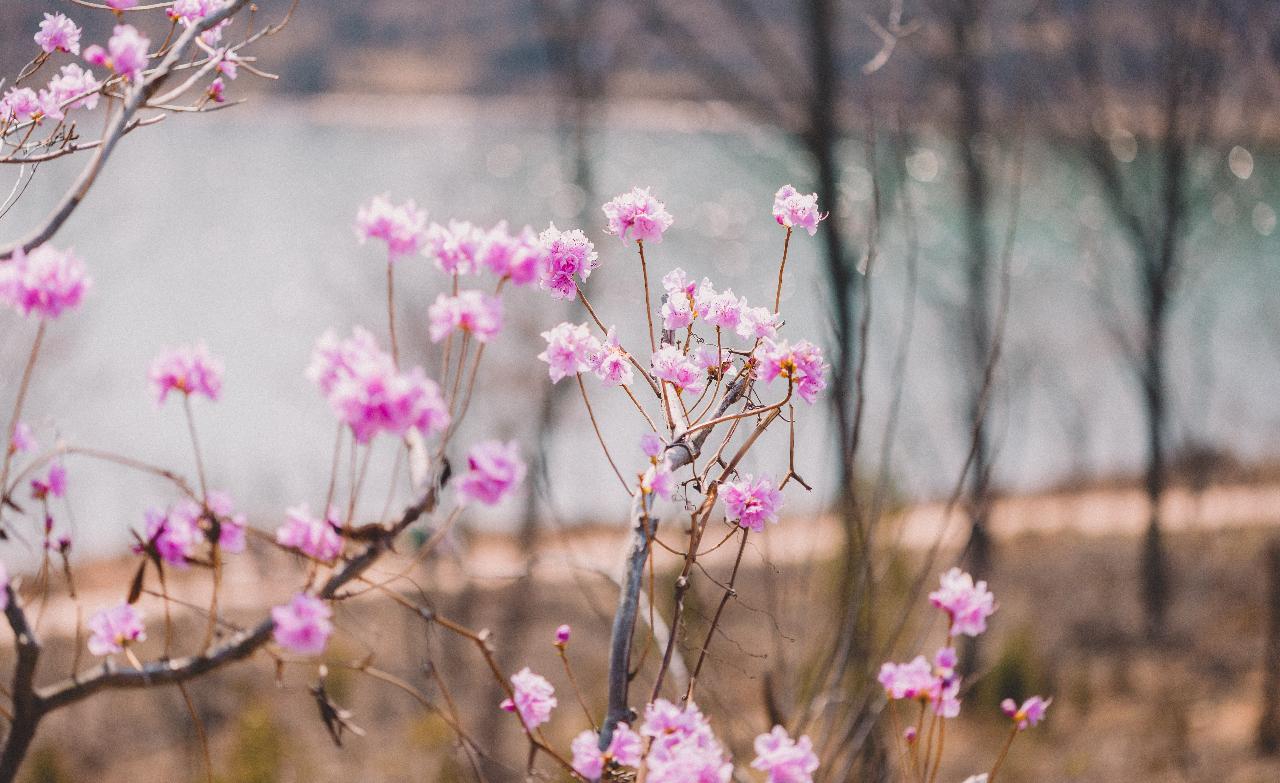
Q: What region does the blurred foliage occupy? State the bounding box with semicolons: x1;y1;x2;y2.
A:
974;626;1045;717
19;746;71;783
220;702;283;783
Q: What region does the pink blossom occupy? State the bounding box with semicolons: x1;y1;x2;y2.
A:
554;624;571;646
537;322;601;383
0;244;90;319
538;224;598;300
276;504;343;563
87;603;145;656
737;306;779;340
651;344;706;396
878;656;934;700
593;327;633;387
354;195;428;261
722;474;783;532
427;290;503;343
215;50;238;80
499;667;556;730
309;329;450;443
168;0;223;23
149;343;223;404
106;0;139;9
0;564;8;611
640;432;664;460
84;25;150;80
306;327;381;397
9;422;36;454
35;13;81;55
602;187;674;243
929;567;996;637
642;463;674;501
659;269;713;330
772;185;826;236
205;490;246;553
139;506;196;567
1002;696;1051;730
754;339;827;404
271;593;333;656
457;440;526;506
934;646;958;676
702;289;745;330
45;64;101;111
751;726;820;783
480;222;543;286
641;700;733;783
571;722;643;780
0;88;41;124
29;462;67;501
424;219;484;275
207;76;226;103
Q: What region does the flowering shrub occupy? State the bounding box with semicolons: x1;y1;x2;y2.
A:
0;3;1053;780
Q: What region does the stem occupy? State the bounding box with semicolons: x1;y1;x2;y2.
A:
683;528;749;702
774;226;792;312
987;726;1019;783
638;240;657;353
181;394;207;502
0;322;46;509
576;375;629;492
386;261;399;368
559;648;598;731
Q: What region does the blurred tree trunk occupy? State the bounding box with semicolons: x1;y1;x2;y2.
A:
1258;540;1280;754
1057;0;1225;640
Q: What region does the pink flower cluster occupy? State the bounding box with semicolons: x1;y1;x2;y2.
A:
1002;696;1051;731
139;492;246;568
537;322;600;383
271;593;333;656
772;185;827;236
428;290;503;343
149;343;224;405
30;462;67;502
276;504;343;563
480;221;542;285
659;268;777;340
425;219;485;275
538;224;598;300
878;648;961;718
35;13;81;55
9;422;37;455
650;343;705;396
456;440;526;506
640;699;733;783
929;567;996;637
307;327;449;444
755;339;828;404
355;195;428;261
0;244;90;319
500;667;556;730
87;602;145;656
722;474;783;532
602;187;674;243
572;723;643;781
751;726;820;783
84;24;150;81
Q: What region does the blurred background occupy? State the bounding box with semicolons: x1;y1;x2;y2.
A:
2;1;1280;781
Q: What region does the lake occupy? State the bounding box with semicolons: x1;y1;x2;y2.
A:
2;96;1277;555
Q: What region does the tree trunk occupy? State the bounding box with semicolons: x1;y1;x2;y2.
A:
949;0;995;675
1140;296;1170;640
1258;540;1280;754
